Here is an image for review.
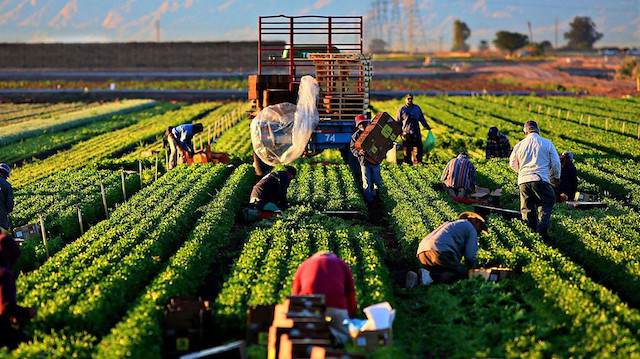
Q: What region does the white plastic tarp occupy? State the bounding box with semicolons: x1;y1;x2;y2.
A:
250;75;319;166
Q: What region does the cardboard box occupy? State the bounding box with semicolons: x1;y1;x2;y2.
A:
351;328;392;352
13;223;40;240
566;201;607;210
248;305;275;345
263;89;296;108
278;334;331;359
469;267;514;282
470;187;502;205
286;295;326;317
310;347;366;359
574;192;598;202
355;112;402;164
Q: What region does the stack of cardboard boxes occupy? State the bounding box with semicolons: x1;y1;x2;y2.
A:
267;295;332;359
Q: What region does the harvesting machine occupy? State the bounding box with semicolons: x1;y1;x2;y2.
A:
249;15;372;175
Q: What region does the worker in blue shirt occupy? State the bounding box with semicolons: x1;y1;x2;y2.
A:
396;94;431;165
166;123;204;170
350;114;382;205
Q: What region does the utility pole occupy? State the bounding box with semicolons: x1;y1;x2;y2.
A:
527;21;533;44
408;0;414;55
155;15;160;42
554;17;558;49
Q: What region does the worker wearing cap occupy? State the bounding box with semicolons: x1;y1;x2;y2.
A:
0;234;37;349
416;212;487;284
0;164;13;235
509;120;561;238
395;94;431;165
485;126;511;159
441;151;476;198
166;123;204;170
291;251;357;345
349;114;382;204
554;151;578;202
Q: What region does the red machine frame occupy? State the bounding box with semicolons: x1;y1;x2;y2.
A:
257;15;364;84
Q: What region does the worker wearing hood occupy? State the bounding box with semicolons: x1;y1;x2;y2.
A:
0;234;37;349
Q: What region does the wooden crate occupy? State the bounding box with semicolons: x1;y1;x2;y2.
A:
309;53;372;120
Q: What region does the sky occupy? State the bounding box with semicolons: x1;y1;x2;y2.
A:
0;0;637;50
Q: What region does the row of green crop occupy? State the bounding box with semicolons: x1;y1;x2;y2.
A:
516;95;640;127
550;211;640;307
17;164;230;338
0;102;103;125
468;96;640;160
484;217;640;357
287;163;367;212
0;99;156;146
11;167;141;273
1;165;254;358
92;164;255;359
214;206;393;327
9;102;217;187
417;96;640;207
371;99;485;162
211;117;253;164
380;163;640;357
0;103;177;167
380;163;459;260
122;101;250;162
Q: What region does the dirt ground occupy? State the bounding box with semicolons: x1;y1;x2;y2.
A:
373;56;638;97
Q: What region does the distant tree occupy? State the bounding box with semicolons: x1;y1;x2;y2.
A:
452;19;471;52
493;31;529;55
563;16;603;49
540;40;553;52
369;38;387;53
478;40;489;52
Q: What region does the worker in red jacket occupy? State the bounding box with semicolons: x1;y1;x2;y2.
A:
0;234;37;349
291;251;357;345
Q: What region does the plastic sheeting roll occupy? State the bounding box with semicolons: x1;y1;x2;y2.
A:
250;75;319;166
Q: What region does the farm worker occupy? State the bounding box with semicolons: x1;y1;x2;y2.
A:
291;251;357;346
395;93;431;165
509;120;561;239
485;126;511;159
0;164;13;235
165;123;204;170
349;114;382;204
249;165;297;213
440;152;476;198
415;212;487;284
0;234;37;349
553;151;578;202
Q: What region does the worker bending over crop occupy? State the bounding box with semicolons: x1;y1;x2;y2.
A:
509;121;561;239
395;94;431;165
291;251;357;346
349;114;382;204
0;164;13;235
0;234;37;349
553;151;578;202
416;212;487;284
165;123;204;170
485;126;511;159
249;166;297;213
441;152;476;198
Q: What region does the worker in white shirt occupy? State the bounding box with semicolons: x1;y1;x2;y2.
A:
509;120;561;239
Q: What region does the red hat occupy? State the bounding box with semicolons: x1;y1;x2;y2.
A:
355;114;368;127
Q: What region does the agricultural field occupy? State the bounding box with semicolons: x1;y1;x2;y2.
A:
0;95;639;358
